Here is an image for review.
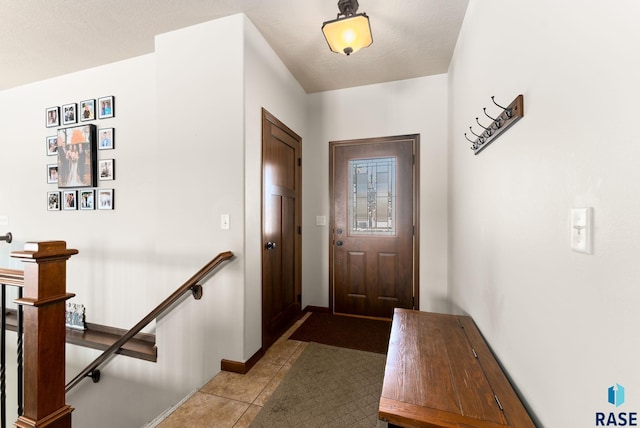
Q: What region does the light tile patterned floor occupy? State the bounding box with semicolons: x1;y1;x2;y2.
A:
156;313;310;428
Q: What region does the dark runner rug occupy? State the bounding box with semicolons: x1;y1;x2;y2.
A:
289;312;391;354
249;342;387;428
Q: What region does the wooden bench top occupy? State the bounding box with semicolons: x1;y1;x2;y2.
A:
379;309;535;428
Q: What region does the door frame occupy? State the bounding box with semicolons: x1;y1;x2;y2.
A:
261;108;302;350
328;134;420;316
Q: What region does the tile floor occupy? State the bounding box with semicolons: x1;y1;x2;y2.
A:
156;313;311;428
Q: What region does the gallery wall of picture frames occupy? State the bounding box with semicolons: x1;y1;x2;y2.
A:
45;95;116;211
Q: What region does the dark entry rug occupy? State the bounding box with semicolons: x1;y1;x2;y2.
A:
289;312;391;354
249;342;387;428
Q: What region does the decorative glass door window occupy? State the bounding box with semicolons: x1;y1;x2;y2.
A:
348;157;396;235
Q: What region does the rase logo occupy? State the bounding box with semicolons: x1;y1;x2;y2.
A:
596;384;638;426
610;384;626;408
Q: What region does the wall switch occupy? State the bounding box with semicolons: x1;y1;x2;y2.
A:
316;216;326;226
0;216;8;226
221;214;230;230
571;208;593;254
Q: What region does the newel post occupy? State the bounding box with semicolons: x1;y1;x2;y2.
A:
11;241;78;428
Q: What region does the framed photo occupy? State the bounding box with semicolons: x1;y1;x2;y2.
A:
80;99;95;121
99;159;115;181
98;128;114;149
56;124;97;188
79;189;95;210
46;106;59;128
47;191;61;211
97;189;114;210
46;135;58;155
63;190;77;210
62;103;77;125
97;96;115;119
47;164;59;184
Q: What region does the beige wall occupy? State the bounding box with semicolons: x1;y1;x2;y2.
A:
448;1;640;425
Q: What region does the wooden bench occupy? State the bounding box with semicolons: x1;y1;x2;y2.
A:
379;309;535;428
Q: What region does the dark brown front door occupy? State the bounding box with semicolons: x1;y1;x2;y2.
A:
262;109;302;349
330;135;418;319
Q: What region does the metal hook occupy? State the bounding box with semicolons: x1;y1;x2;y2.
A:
483;107;499;122
484;108;502;129
475;117;493;136
468;129;485;146
491;96;508;110
469;126;484;139
464;133;476;144
475;117;489;130
491;96;513;118
464;134;480;150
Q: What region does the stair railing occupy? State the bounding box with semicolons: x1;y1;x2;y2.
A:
0;267;24;428
12;240;78;428
65;250;234;392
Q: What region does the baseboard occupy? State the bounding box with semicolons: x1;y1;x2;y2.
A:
220;347;264;374
221;309;324;374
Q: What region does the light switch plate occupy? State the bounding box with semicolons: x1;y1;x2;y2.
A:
571;208;592;254
221;214;230;230
0;216;8;226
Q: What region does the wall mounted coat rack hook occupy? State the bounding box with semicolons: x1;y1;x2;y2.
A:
483;107;501;127
475;117;493;136
465;94;524;155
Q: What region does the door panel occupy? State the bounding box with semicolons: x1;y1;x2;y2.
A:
330;135;418;319
262;109;302;350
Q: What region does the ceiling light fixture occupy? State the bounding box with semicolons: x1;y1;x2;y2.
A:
321;0;373;56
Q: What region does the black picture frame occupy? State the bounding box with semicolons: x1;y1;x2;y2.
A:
56;124;97;188
47;191;61;211
98;128;114;150
46;106;60;128
62;103;77;125
97;189;114;210
79;189;95;210
63;190;77;210
47;164;58;184
97;96;115;119
46;136;58;156
80;99;95;122
98;159;115;181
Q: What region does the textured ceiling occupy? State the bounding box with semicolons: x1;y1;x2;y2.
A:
0;0;468;93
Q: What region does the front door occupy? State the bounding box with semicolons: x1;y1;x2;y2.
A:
330;135;418;319
262;109;302;350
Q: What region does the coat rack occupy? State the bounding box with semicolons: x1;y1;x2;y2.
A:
465;94;524;155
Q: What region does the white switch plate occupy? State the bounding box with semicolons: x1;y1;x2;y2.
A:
0;216;8;226
221;214;230;230
316;216;326;226
571;208;592;254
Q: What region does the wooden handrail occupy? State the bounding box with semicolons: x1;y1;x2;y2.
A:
0;268;24;287
65;250;233;392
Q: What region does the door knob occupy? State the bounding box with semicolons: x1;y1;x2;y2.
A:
336;240;343;247
265;241;277;250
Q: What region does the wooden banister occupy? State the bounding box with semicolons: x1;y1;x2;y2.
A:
12;241;78;428
0;268;23;287
65;250;234;393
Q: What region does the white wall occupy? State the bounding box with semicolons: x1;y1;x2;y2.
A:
0;14;308;428
243;16;308;358
305;75;449;313
448;1;640;426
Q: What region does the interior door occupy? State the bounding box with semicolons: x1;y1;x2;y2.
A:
330;135;418;319
262;109;302;350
